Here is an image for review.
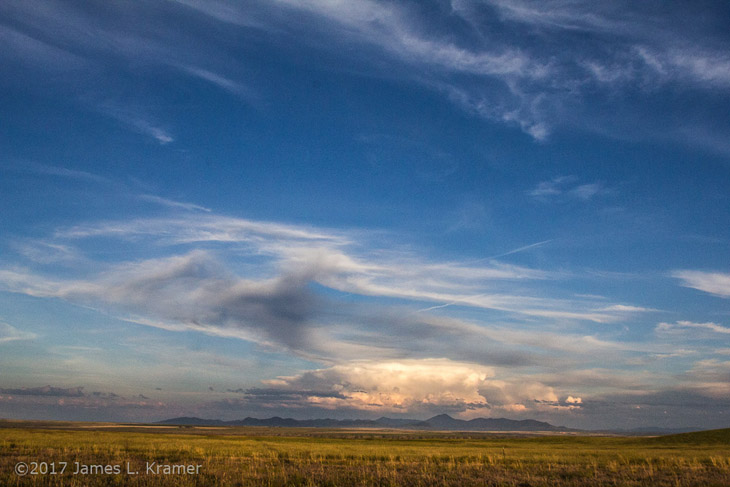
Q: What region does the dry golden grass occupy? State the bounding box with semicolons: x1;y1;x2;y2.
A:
1;421;729;486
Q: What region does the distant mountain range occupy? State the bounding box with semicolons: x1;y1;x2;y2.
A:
158;413;575;432
157;414;704;434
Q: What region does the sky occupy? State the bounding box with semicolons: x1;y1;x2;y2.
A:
0;0;729;431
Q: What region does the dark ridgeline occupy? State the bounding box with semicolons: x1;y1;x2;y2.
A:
158;413;575;431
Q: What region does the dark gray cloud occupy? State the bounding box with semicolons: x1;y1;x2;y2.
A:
0;385;152;402
0;395;167;423
91;391;120;399
599;389;730;409
51;251;323;351
545;388;730;430
214;273;320;349
244;388;347;399
2;243;594;366
0;384;167;422
0;385;84;397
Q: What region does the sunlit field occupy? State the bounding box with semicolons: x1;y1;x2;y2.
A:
1;421;728;486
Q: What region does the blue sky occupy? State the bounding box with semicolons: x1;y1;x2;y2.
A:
1;0;729;430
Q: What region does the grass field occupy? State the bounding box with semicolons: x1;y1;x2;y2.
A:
1;421;729;486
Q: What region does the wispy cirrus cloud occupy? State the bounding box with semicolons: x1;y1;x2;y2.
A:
657;320;730;336
0;321;37;344
11;240;82;265
529;176;576;197
479;0;634;33
178;65;259;103
483;239;553;260
137;195;211;213
3;0;727;144
0;251;320;351
636;47;730;89
54;215;346;246
98;105;174;144
174;0;554;138
0;23;85;71
528;176;607;201
478;0;730;120
686;359;730;387
3;161;214;222
672;270;730;298
0;247;604;360
42;214;645;324
5;161;113;184
255;0;729;142
599;304;656;313
0;213;656;368
281;0;546;77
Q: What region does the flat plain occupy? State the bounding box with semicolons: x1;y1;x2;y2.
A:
1;420;728;486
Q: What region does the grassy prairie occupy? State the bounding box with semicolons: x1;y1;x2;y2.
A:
1;421;729;486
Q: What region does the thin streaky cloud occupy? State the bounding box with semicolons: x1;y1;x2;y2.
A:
0;24;85;70
529;180;564;197
129;119;174;145
570;183;604;200
180;0;552;138
599;305;657;313
179;65;259;103
660;48;730;89
416;294;487;313
484;239;554;261
97;105;174;145
0;322;37;344
171;0;269;30
657;321;730;335
7;161;112;184
41;214;649;325
528;177;606;201
481;0;630;34
11;240;82;265
55;216;349;244
272;0;549;77
672;270;730;298
485;1;730;90
137;195;212;213
5;0;726;146
0;212;657;366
